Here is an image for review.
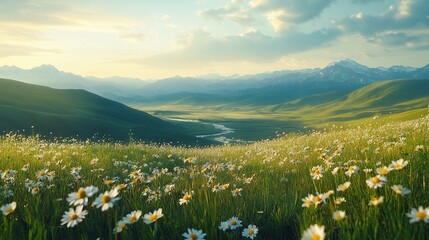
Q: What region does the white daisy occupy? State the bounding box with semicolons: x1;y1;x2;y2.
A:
301;224;325;240
182;228;206;240
242;224;258;239
332;210;346;221
60;205;88;228
337;182;351;191
124;210;142;224
67;186;98;206
218;221;229;231
366;175;387;189
143;208;163;224
406;206;429;223
1;202;17;216
228;216;242;230
93;188;120;211
179;192;192;205
391;185;411;196
389;159;409;170
310;166;324;180
114;220;127;233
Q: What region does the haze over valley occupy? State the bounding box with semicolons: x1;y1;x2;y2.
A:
1;60;428;143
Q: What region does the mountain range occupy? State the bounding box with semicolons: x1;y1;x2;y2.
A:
1;59;429;144
1;59;428;106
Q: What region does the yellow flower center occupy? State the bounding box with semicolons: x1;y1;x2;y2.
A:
335;214;343;220
119;222;126;229
130;216;138;223
39;171;45;176
70;213;78;221
149;214;158;222
416;211;426;219
101;194;111;203
314;168;319;174
380;168;388;175
183;195;190;201
189;233;198;240
132;178;139;185
248;229;255;236
372;177;380;183
231;220;237;225
312;234;321;240
77;189;86;199
214;185;219;189
131;171;138;176
314;196;321;202
5;208;14;215
348;166;354;172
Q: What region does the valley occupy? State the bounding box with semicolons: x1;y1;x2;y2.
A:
135;78;429;143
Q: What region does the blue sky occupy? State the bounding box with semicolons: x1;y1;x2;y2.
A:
0;0;428;79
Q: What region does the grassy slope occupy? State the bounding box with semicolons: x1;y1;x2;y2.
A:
0;113;427;239
0;78;208;145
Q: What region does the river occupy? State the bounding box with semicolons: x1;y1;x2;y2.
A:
165;118;238;143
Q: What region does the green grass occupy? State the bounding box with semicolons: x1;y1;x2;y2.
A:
0;111;428;239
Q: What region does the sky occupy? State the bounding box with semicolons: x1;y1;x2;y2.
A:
0;0;428;79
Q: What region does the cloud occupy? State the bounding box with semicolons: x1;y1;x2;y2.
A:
250;0;337;25
340;0;429;35
351;0;384;3
0;44;55;58
367;32;419;46
118;32;146;43
198;0;254;25
138;27;341;68
265;9;295;32
0;0;138;32
201;0;336;31
335;0;429;50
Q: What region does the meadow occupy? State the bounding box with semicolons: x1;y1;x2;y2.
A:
0;111;428;239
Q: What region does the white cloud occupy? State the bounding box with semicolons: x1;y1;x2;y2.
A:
198;0;254;25
265;9;294;32
0;43;55;58
397;0;413;17
118;32;146;43
138;27;341;67
250;0;337;24
354;12;363;19
201;0;336;31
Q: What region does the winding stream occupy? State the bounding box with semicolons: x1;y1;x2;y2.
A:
165;118;236;143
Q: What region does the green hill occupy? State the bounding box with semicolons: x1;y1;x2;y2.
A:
335;79;429;109
0;78;207;145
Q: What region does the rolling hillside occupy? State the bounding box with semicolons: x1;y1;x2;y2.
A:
137;79;429;142
272;78;429;124
0;78;207;145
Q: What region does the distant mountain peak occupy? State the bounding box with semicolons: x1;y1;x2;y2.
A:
32;64;59;72
328;59;368;69
388;65;416;72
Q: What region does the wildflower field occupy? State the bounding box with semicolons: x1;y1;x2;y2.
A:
0;114;428;239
